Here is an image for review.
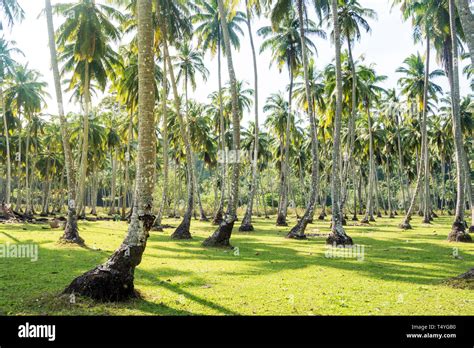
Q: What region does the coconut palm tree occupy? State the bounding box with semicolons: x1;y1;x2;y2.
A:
447;0;471;242
326;0;353;245
174;40;210;221
44;0;83;243
0;37;22;206
55;0;123;217
0;0;23;30
193;0;245;225
396;53;444;228
258;10;321;226
5;65;48;214
202;0;241;247
64;0;156;301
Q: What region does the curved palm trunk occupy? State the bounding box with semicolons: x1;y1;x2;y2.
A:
327;0;353;246
448;0;471;242
239;1;259;232
45;0;81;243
64;0;156;300
288;0;319;239
203;0;240;248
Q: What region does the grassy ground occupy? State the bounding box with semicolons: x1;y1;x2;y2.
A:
0;214;473;315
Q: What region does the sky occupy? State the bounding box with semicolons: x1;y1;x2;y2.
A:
3;0;472;126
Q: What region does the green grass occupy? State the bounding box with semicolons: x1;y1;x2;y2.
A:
0;214;473;315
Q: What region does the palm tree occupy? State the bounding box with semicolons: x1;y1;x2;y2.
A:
455;0;474;66
327;0;353;245
174;40;210;221
0;37;21;206
202;0;241;248
258;10;321;226
5;65;48;214
447;0;471;242
64;0;156;301
44;0;82;243
193;0;245;225
396;53;444;228
0;0;24;30
55;0;123;217
239;0;263;232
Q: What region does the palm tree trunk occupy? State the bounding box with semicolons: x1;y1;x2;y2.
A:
395;110;407;212
464;150;474;231
158;5;194;240
447;0;471;242
45;0;80;244
422;33;431;224
203;0;240;247
455;0;474;66
24;121;31;215
76;60;91;219
327;0;353;245
212;38;226;225
64;0;156;300
288;0;320;238
0;81;11;205
122;109;133;219
109;149;117;215
154;59;168;229
239;0;259;232
362;109;375;223
15;106;21;211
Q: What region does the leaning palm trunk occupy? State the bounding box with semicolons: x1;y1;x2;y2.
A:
327;0;353;246
287;0;319;239
63;0;156;301
447;0;471;242
400;149;424;229
45;0;81;244
455;0;474;66
203;0;240;248
239;0;259;232
158;7;195;240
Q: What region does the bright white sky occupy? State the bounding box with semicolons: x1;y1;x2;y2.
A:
4;0;471;125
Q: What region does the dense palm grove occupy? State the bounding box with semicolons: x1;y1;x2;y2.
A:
0;0;473;300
